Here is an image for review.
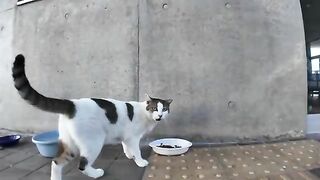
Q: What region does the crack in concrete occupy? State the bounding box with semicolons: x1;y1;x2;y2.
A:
136;0;141;101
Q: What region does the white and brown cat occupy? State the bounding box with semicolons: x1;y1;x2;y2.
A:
12;54;172;180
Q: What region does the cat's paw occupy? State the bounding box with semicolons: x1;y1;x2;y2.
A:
135;159;149;167
92;168;104;179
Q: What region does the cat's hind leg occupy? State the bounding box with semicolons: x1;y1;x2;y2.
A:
79;156;104;179
51;141;76;180
77;137;105;179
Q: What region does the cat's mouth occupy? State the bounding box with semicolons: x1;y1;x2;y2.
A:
155;118;161;121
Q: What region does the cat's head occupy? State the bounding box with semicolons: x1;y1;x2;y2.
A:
145;94;173;121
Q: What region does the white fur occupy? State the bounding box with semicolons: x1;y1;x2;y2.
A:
152;102;169;121
51;98;166;180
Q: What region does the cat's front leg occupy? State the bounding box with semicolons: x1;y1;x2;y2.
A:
125;138;149;167
122;141;133;159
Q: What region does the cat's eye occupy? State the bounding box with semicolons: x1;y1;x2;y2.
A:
152;107;157;111
163;107;168;111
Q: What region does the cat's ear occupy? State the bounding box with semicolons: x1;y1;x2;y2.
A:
145;93;151;100
166;99;173;104
145;93;154;100
145;94;151;111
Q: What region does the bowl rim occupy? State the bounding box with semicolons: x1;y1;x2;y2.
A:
0;135;21;144
0;134;21;140
32;130;59;145
149;138;192;150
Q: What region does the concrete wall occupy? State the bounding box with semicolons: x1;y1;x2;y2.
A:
4;0;139;132
0;0;17;130
139;0;306;141
0;0;307;142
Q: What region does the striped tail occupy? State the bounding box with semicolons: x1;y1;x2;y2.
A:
12;54;76;118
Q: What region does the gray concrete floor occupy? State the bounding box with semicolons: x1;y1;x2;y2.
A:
0;137;150;180
2;137;320;180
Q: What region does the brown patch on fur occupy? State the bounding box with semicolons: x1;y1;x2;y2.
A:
57;141;65;156
53;140;74;165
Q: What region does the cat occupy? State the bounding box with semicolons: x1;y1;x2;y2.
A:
12;54;172;180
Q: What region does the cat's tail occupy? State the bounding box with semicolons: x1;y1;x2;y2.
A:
12;54;76;118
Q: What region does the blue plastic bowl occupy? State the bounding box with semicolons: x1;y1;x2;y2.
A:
0;135;21;147
32;130;59;158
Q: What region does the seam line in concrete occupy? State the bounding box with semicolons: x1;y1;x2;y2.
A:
105;151;122;171
0;152;40;173
23;161;51;178
136;0;140;101
0;7;15;14
0;151;15;160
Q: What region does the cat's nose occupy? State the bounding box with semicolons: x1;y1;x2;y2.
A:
159;115;162;118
